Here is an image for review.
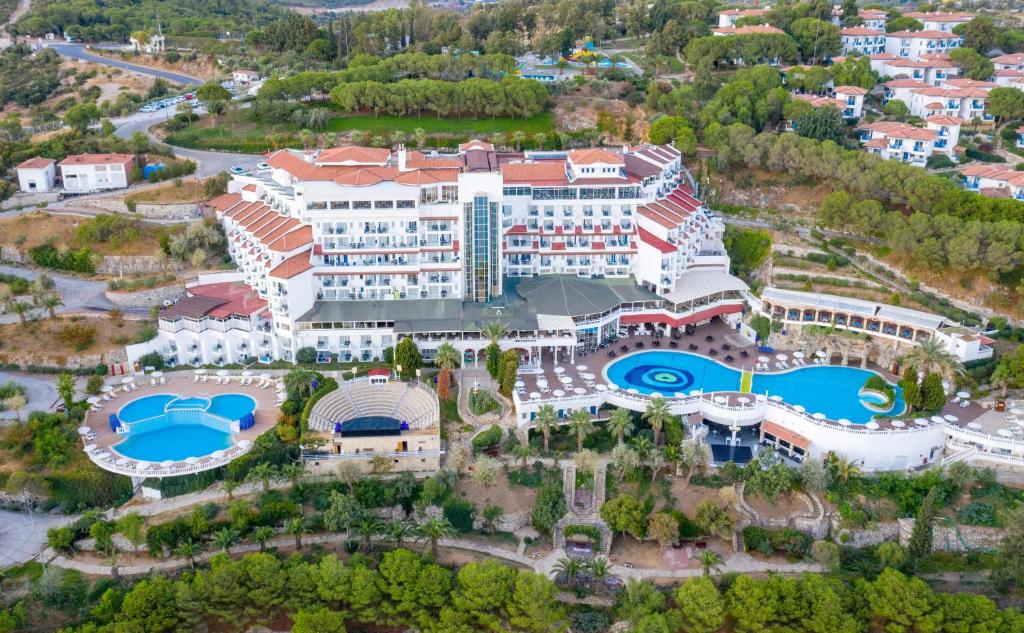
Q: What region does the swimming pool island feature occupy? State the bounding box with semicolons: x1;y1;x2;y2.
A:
83;374;278;479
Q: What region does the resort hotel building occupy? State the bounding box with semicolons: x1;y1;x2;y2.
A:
134;141;744;370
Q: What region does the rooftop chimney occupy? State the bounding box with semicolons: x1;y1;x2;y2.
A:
397;144;407;172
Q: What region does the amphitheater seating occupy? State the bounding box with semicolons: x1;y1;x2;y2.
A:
308;379;439;432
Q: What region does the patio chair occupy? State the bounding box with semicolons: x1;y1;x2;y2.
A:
150;378;158;387
960;400;970;408
193;374;200;383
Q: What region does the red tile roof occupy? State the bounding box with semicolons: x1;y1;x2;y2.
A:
841;26;884;36
187;281;267;318
207;192;242;211
59;153;134;167
834;85;868;95
714;24;785;35
568;148;625;165
500;162;568;184
16;157;55;170
887;29;961;38
268;252;314;279
316;146;391;165
638;228;675;254
267;225;313;253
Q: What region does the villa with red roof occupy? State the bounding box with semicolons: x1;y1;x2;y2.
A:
857;118;962;166
15;157;56;193
884;29;962;58
131;141;744;368
959;164;1024;200
717;7;769;28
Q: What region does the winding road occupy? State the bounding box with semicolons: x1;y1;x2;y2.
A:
0;264;116;324
49;43;203;86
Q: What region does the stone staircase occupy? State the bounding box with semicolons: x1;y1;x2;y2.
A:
554;515;614;555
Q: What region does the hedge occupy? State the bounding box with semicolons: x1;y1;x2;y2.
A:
564;524;602;542
442;498;476;533
742;526;813;560
300;376;338;433
471;425;502;454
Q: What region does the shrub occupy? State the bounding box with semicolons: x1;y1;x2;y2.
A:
57;323;97;351
471;425;502;454
742;526;812;560
442;498;476;533
28;244;96;273
468;389;500;415
85;375;104;395
138;351;164;370
295;347;317;364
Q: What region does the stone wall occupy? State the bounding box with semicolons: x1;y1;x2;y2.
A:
898;518;1005;552
96;256;171;276
0;192;61;210
105;284;186;309
0;246;26;264
0;347;127;370
834;520;900;548
77;196;201;222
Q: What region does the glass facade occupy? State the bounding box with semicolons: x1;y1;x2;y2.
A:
464;195;500;302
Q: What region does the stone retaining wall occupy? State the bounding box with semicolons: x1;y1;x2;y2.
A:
0;191;61;210
0;346;127;370
72;197;201;222
834;520;900;548
96;255;171;275
105;284;186;309
0;246;26;264
898;518;1005;552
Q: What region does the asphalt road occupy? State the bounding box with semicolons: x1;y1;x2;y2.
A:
49;43;202;85
0;371;59;422
0;263;116;324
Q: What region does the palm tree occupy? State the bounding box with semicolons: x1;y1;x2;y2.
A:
697;549;723;577
435;341;460;401
512;443;534;467
283;367;317;397
246;463;277;493
630;435;654;462
608;408;634;445
222;478;239;500
211;527;239;554
353;515;382;552
901;339;964;380
393;130;406;147
586;557;611;588
174;540;198;569
534;404;558;453
512;130;526;151
553;556;584;587
416;517;452;559
413;127;427;149
286;517;310;550
831;454;861;485
385;519;414;547
481;321;507;345
568;409;596;451
644;396;672;446
37;294;62;319
252;526;274;551
8;300;31;326
280;462;305;490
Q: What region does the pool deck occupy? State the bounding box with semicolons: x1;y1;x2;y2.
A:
517;320;987;433
82;373;279;475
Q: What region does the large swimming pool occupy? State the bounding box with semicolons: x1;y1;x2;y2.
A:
605;351;905;424
113;394;256;461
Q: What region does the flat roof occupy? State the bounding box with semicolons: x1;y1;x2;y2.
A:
762;287;946;330
513;275;659;316
663;270;749;305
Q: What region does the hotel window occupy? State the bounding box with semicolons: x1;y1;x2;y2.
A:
441;185;458;202
353;201;372;209
307;201;328;210
375;200;394;209
396;200;415;209
329;201;350;210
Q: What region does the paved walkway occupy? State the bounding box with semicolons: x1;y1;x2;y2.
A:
0;509;75;568
0;371;59;422
0;263;117;324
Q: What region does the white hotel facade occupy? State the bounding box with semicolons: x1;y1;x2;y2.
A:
133;142;745;368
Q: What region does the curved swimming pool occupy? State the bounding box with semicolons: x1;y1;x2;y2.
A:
605;351;904;424
113;393;257;461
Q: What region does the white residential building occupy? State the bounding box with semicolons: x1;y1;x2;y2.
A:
901;11;975;33
858;121;946;166
789;85;866;123
883;78;993;122
132;143;744;367
993;69;1024;89
858;9;888;31
15;157;56;193
876;56;959;86
232;70;261;84
718;7;769;28
992;53;1024;72
884;30;962;58
841;27;886;55
58;154;135;193
711;24;785;36
959;164;1024;200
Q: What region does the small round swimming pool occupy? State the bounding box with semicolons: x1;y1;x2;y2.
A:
113;393;256;461
605;351;904;424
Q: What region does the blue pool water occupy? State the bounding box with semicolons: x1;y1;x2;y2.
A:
114;423;233;461
605;351;905;424
113;393;256;461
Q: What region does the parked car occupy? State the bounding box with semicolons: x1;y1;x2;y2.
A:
230;166;249;175
256;162;271;172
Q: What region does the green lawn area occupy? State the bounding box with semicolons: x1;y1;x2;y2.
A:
325;113;555;135
623;51;684;74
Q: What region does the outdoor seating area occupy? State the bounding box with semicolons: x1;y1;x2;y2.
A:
83;439;254;478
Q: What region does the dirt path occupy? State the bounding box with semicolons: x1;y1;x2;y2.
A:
0;0;31;48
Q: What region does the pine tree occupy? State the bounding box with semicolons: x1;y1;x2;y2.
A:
898;375;921;412
908;486;938;568
920;373;945;411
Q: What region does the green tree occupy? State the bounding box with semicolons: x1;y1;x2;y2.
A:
877;541;906;569
435;341;460;401
533;404;558;453
600;495;646;538
696;549;724;577
116;512;146;553
63;103;100;133
498;348;519;396
648;115;687;145
987;87;1024;126
919;372;946;411
56;373;75;411
949;48;994;81
992;344;1024;396
726;575;777;633
608;408;634;445
648;511;679;551
998;504;1024;587
252;526;274;551
195;82;233;128
643;396;672;446
394;337;421;380
246;463;278;493
416;516;452;559
795;105;846;143
482;321;506;378
908;486;938;568
789;18;840;64
38;294;62;319
286;517;310;550
901;338;964;381
899;374;922;412
954;16;997;53
885;16;924;33
292;606;347;633
567;409;595;451
693;499;734;540
676;577;725;631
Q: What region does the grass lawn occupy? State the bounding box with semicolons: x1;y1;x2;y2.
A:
325;113;555;135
